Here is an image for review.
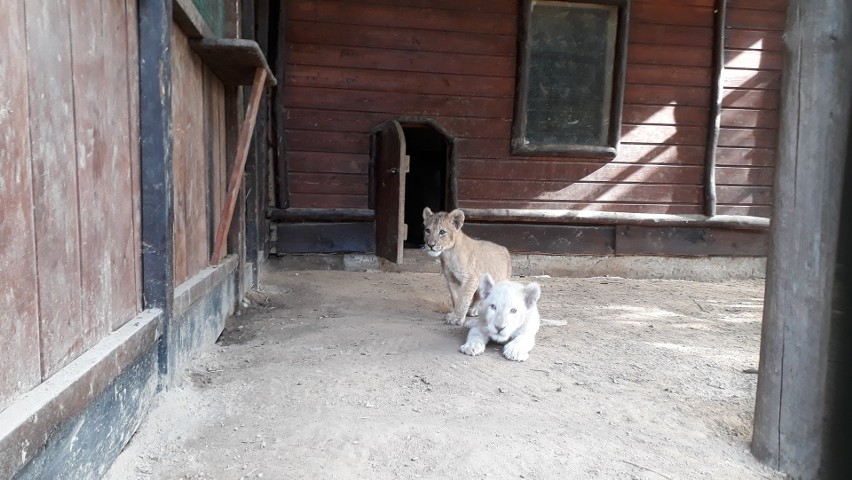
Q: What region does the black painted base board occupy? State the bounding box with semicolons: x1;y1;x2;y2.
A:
274;221;767;257
276;222;375;254
14;346;158;480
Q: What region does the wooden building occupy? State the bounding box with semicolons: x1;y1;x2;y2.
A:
2;1;849;479
271;0;785;261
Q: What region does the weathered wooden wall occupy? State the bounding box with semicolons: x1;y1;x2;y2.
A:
171;24;229;286
278;0;784;216
0;0;141;410
718;0;785;217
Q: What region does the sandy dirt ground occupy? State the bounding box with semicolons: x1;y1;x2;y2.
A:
105;267;783;480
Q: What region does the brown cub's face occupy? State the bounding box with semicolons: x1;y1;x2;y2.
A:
422;207;465;257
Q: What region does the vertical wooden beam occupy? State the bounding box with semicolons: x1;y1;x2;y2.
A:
255;0;271;270
241;0;263;287
0;0;41;409
271;0;289;208
26;0;84;377
138;0;174;377
211;67;267;265
822;120;852;477
752;0;852;477
704;0;726;217
223;84;244;291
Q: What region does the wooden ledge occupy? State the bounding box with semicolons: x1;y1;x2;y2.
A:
189;38;277;87
268;208;376;222
464;209;771;231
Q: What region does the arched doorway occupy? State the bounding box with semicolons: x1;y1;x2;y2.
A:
371;119;456;263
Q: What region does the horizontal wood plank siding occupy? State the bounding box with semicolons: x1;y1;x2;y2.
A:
283;0;516;209
718;0;785;216
280;0;784;217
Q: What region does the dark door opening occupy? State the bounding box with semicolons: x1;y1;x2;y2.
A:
401;123;451;248
373;120;454;263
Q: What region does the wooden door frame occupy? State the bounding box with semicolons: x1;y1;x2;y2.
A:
369;117;458;212
370;117;458;263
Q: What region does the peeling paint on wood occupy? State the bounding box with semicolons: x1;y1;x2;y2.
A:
25;0;85;378
0;0;41;412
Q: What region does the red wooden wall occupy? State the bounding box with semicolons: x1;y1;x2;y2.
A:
280;0;784;217
719;0;785;217
0;0;141;410
171;24;229;286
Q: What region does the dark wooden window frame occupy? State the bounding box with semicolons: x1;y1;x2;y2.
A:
512;0;630;158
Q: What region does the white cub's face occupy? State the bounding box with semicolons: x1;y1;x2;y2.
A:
481;281;534;343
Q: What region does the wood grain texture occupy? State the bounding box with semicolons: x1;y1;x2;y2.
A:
189;38;277;86
204;69;228;259
0;0;41;410
464;224;615;255
277;0;784;218
753;1;851;476
70;0;109;347
275;222;375;253
287;20;515;57
615;225;767;256
172;24;211;284
373;121;407;263
26;0;85;377
287;0;515;35
71;0;140;344
211;68;267;264
171;26;189;284
1;0;145;393
126;0;143;315
720;3;785;214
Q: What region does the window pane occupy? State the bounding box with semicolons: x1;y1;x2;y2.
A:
518;1;619;151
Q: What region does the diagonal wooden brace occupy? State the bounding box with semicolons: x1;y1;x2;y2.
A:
211;67;267;264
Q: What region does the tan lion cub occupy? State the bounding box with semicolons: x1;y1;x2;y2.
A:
460;273;541;362
422;207;511;325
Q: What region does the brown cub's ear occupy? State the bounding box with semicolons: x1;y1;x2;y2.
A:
479;274;494;299
448;209;465;230
422;207;434;220
523;282;541;309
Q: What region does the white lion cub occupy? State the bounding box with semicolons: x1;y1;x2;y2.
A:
460;273;541;362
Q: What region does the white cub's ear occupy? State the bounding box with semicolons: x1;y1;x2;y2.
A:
422;207;434;220
479;273;494;299
523;282;541;308
448;209;465;230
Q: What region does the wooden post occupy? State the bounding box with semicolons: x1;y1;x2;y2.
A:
703;0;726;217
752;1;852;478
271;0;289;208
211;67;267;265
138;0;174;378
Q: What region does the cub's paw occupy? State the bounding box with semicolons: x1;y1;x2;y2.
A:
445;312;465;325
460;340;486;357
466;306;479;317
502;341;530;362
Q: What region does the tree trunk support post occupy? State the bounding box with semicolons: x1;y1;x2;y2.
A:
752;1;852;478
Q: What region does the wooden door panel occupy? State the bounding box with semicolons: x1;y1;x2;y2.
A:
374;120;408;263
